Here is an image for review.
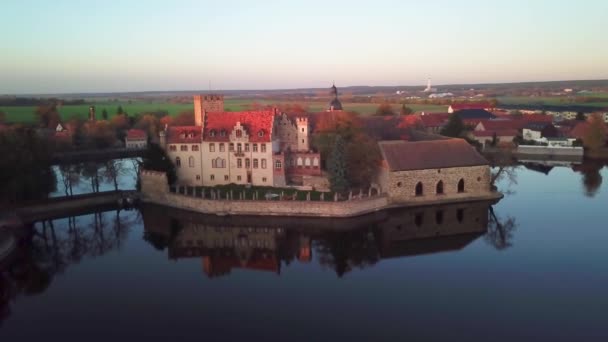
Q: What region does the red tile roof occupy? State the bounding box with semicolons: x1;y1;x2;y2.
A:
203;111;275;142
378;139;488;171
450;102;492;110
418;113;450;127
476;119;524;131
126;129;147;140
166;126;202;144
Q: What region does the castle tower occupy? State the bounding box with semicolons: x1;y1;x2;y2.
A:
296;117;309;151
88;105;96;121
194;94;225;127
328;83;343;111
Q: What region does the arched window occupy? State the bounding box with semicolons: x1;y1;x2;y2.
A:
245;158;251;168
436;180;444;195
175;157;181;167
219;143;225;152
209;130;216;137
221;158;226;168
313;157;319;167
237;143;242;152
189;156;194;167
258;130;265;137
304;158;311;166
297;157;303;166
415;182;423;196
458;179;465;193
220;129;226;137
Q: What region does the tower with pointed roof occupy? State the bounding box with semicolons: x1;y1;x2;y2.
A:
328;83;343;111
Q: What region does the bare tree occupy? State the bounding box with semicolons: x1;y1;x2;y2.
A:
485;206;517;250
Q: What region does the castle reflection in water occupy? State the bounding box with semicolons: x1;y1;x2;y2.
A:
142;200;499;278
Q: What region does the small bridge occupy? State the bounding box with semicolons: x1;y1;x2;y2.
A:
15;190;139;223
51;147;147;165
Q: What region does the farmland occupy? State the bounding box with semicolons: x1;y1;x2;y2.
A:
0;99;447;124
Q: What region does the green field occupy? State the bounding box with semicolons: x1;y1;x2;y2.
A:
0;100;447;124
497;95;608;108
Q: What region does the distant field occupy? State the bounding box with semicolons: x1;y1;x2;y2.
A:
497;96;608;108
0;100;447;124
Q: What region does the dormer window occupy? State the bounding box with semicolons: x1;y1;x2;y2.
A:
220;129;227;137
258;130;265;137
209;129;216;137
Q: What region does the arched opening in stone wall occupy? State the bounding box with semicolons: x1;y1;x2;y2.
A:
458;179;465;193
435;210;444;224
436;180;444;195
415;182;423;196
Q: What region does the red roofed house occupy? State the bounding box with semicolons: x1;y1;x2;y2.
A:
448;102;492;113
471;129;519;146
125;129;148;149
375;139;494;203
160;92;323;187
418;113;450;133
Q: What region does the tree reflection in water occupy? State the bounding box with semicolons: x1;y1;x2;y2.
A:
0;209;138;326
572;160;605;198
485;206;517;250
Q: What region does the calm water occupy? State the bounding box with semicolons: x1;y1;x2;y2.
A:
1;162;607;341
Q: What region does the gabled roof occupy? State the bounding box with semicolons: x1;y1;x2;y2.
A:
418;113;450;127
450;102;492;111
378;139;488;172
477;119;524;131
166;126;202;144
203;111;275;142
126;128;147;140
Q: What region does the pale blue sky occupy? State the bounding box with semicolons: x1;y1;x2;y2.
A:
1;0;607;94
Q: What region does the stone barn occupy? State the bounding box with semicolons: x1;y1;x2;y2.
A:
376;139;492;203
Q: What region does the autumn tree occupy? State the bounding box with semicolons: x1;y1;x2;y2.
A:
135;114;161;139
171;110;195;126
86;120;117;148
582;113;608;151
328;135;349;193
440;114;466;137
35;103;61;128
399;104;413;116
374;103;395;116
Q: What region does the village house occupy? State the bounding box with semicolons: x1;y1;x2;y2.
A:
448;102;493;113
125;129;148;148
375;139;492;203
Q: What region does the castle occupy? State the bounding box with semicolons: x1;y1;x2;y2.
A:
159;92;333;187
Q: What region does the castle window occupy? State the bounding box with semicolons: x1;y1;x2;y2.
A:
220;129;226;137
436;211;444;224
458;179;465;193
209;143;215;152
253;144;258;152
258;130;265;137
245;158;251;169
275;160;282;169
262;177;267;182
237;143;242;152
210;174;215;181
436;181;444;195
189;156;195;167
219;143;225;152
237;175;242;181
253;159;259;169
229;143;234;152
304;158;311;166
221;158;226;168
415;182;423;196
192;145;199;152
196;175;201;180
209;130;216;137
180;145;188;151
261;144;266;153
301;128;305;132
245;143;250;152
261;159;267;169
397;182;402;187
297;157;303;166
236;129;242;138
169;145;176;151
237;158;243;168
313;158;319;167
414;213;423;227
224;175;229;181
175;157;181;167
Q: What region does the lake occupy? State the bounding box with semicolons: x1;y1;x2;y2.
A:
1;162;607;341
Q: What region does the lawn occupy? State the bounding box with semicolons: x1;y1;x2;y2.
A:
0;99;448;124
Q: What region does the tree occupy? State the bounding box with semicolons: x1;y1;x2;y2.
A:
576;112;586;121
135;114;161;139
399;104;413;116
171;111;195;126
141;143;177;185
582;113;607;151
345;134;381;188
0;110;6;123
103;160;126;191
101;109;108;120
328;135;349;193
440;113;465;137
35;103;61;128
374;103;395;116
117;106;124;115
86;120;117;148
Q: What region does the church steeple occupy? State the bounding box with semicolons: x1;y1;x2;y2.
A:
328;82;343;111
